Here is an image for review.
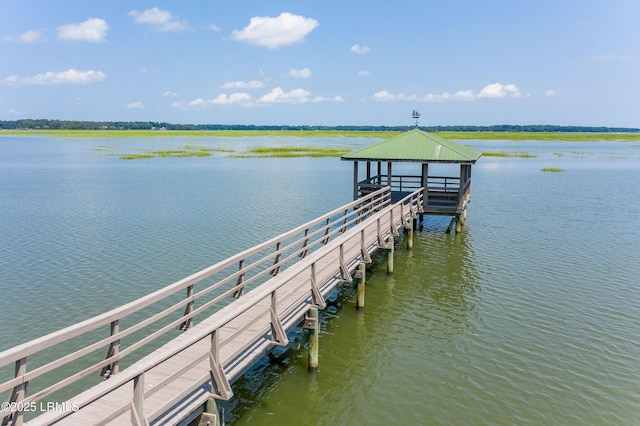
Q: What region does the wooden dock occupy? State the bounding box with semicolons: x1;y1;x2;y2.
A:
1;186;424;426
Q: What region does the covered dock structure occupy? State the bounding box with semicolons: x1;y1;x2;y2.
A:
341;128;482;230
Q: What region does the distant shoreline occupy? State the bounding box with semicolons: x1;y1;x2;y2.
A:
2;128;640;142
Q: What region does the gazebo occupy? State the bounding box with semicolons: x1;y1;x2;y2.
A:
341;128;481;230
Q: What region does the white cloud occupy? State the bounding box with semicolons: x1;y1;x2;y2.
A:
126;101;144;109
210;93;253;105
57;18;108;42
20;30;44;43
452;90;475;100
3;68;106;86
351;44;370;54
477;82;521;99
209;24;221;32
129;8;191;32
231;12;319;49
257;87;311;104
5;29;46;43
358;70;371;77
374;83;523;102
163;91;178;97
546;89;556;96
221;80;265;89
172;87;340;109
373;90;416;101
311;95;344;103
289;68;311;78
171;93;253;109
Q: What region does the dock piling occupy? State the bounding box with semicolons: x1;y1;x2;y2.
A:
197;398;219;426
386;236;394;274
356;263;366;309
406;217;414;250
305;307;320;371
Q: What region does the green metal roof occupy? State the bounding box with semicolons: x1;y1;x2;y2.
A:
341;128;481;163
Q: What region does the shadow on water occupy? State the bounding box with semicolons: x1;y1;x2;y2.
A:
219;215;481;425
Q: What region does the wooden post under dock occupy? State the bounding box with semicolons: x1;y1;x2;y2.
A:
306;306;319;371
356;262;366;310
387;235;394;274
197;398;219;426
406;217;414;250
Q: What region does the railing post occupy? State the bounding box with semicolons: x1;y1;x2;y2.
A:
101;320;120;378
270;290;288;346
360;229;372;263
131;373;148;426
400;202;408;227
233;259;245;298
377;217;385;247
321;218;331;244
299;228;309;258
339;243;352;283
309;262;326;309
389;208;399;237
4;357;27;426
209;330;233;400
271;242;281;276
339;209;349;233
178;286;194;331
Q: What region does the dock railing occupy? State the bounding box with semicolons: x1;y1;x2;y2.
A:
0;187;400;426
358;175;464;209
357;174;422;197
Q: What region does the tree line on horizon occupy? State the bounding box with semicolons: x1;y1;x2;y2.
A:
1;119;638;133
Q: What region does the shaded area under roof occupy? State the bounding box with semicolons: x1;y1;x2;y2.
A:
341;128;481;163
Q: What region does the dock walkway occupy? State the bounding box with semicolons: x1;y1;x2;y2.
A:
1;186;423;426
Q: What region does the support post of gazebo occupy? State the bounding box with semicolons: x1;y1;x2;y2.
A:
421;163;429;210
387;162;392;188
352;161;359;200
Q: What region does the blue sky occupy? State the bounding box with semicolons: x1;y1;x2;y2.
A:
1;1;638;127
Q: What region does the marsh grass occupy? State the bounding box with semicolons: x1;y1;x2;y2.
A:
104;145;348;160
482;151;537;158
442;131;640;142
89;145;118;151
541;167;565;172
234;146;351;158
109;146;235;160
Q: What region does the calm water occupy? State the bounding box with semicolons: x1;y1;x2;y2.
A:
1;136;639;425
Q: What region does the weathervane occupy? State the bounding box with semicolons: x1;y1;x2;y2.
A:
412;110;421;127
